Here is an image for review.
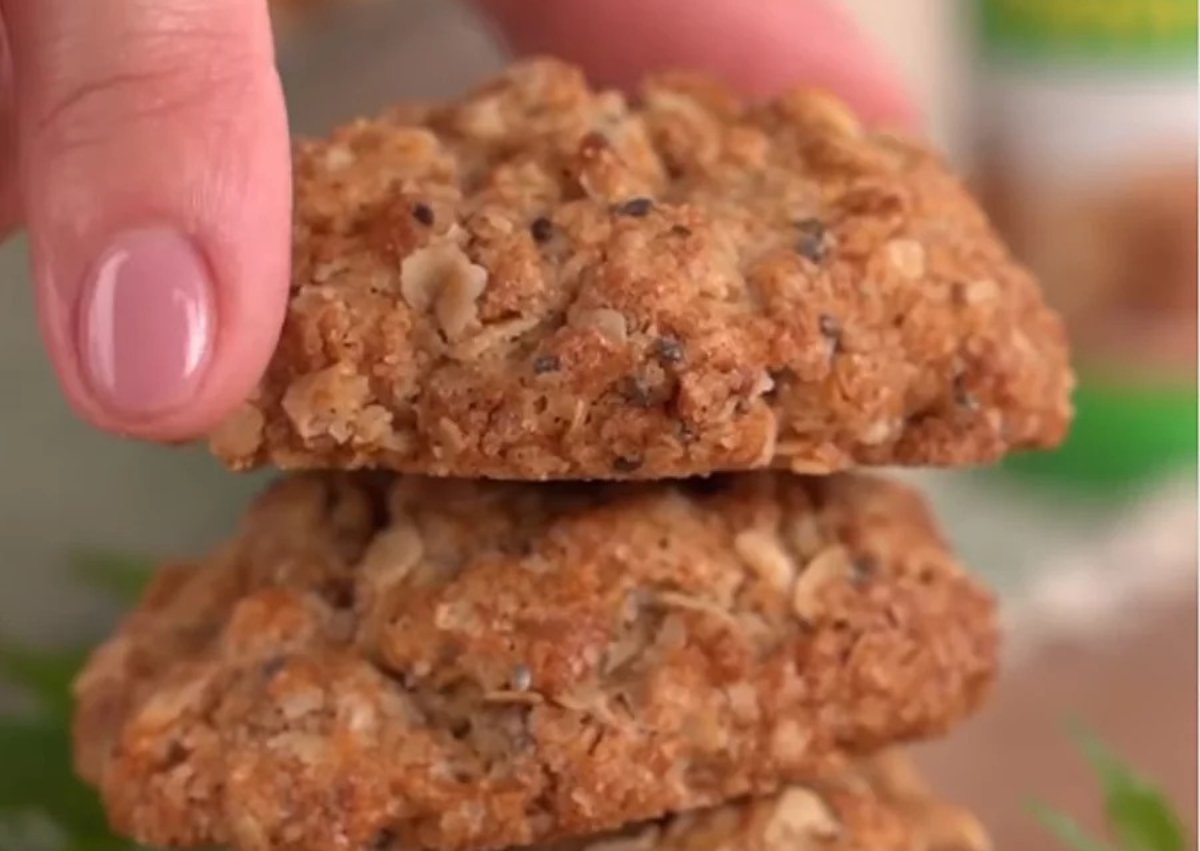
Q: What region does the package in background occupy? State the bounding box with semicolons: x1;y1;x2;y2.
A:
975;0;1198;487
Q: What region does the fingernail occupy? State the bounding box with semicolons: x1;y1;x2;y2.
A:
77;227;215;419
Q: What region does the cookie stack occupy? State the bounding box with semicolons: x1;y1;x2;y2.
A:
73;60;1072;851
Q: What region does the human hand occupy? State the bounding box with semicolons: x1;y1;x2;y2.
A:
0;0;910;443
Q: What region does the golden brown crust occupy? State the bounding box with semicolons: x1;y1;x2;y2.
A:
74;472;996;851
209;57;1072;480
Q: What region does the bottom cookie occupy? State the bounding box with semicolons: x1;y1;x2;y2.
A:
545;750;989;851
74;472;996;851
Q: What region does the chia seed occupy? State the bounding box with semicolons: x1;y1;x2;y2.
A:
260;656;287;680
953;376;979;411
530;216;554;243
616;197;654;217
412;203;435;226
818;313;842;353
851;555;877;584
795;218;828;262
652;336;685;365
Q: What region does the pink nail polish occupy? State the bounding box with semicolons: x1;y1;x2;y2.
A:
77;228;215;419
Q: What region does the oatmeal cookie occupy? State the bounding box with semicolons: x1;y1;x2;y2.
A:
75;472;996;851
548;750;990;851
210;57;1072;480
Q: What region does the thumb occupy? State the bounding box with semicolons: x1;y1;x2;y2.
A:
2;0;291;440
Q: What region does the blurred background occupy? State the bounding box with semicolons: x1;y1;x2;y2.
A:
0;1;1195;849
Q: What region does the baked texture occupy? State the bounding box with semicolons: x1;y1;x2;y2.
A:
547;750;991;851
210;57;1072;480
75;472;996;851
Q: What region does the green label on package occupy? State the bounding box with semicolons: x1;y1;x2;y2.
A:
981;0;1198;60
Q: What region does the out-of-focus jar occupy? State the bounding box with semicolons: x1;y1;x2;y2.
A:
973;0;1198;487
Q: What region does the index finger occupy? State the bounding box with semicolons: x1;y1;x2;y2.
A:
475;0;917;126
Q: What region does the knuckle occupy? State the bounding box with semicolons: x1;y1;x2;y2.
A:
32;31;266;155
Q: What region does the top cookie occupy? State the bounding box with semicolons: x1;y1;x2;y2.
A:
211;58;1072;480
